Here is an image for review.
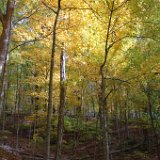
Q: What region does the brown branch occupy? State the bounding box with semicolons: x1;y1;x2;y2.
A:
6;0;15;17
9;36;48;53
106;77;130;84
105;89;113;101
9;39;38;53
41;1;57;14
100;0;115;72
106;1;112;11
62;6;91;10
82;0;105;23
9;29;55;53
107;35;157;51
113;0;130;11
107;36;128;51
14;9;38;25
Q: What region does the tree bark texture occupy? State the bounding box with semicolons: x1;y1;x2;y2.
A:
0;0;15;125
0;0;15;73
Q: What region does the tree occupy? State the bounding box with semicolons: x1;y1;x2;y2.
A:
45;0;61;159
0;0;16;130
0;0;16;73
55;47;66;160
99;1;115;158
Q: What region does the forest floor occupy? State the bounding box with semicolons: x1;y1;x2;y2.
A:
0;131;158;160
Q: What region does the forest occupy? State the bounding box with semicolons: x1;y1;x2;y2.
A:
0;0;160;160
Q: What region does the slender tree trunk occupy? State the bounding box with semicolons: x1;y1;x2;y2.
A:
45;0;61;159
55;48;66;160
33;86;39;159
1;82;6;131
1;61;7;131
113;83;120;142
16;65;21;153
0;0;15;128
124;101;129;139
91;96;96;118
99;1;115;159
100;73;110;160
142;106;149;149
114;101;120;142
146;86;160;160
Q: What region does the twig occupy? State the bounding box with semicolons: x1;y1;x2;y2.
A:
14;10;38;25
113;0;130;11
41;1;57;14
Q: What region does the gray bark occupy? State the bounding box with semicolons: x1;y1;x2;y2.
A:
55;48;66;160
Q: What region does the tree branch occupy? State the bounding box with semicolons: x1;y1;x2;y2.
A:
41;1;57;14
100;0;115;72
9;28;55;53
82;0;105;23
14;9;38;26
9;39;38;53
113;0;130;11
105;89;113;101
62;6;90;11
107;35;157;51
106;1;112;11
105;77;130;84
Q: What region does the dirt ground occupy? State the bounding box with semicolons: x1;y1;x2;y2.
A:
0;132;158;160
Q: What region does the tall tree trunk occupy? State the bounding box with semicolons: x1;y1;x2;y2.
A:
114;100;120;143
124;90;129;140
15;65;21;153
0;0;15;73
55;48;66;160
0;60;7;130
0;0;15;126
100;73;110;160
45;0;61;159
113;83;120;142
142;106;149;150
146;85;160;160
99;1;115;159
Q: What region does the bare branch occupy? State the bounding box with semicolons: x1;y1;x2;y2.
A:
13;9;38;26
100;0;115;71
106;77;130;84
41;1;57;14
9;29;55;53
82;0;104;23
9;39;38;53
107;35;157;51
106;1;112;11
62;6;91;11
113;0;130;11
105;89;113;101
